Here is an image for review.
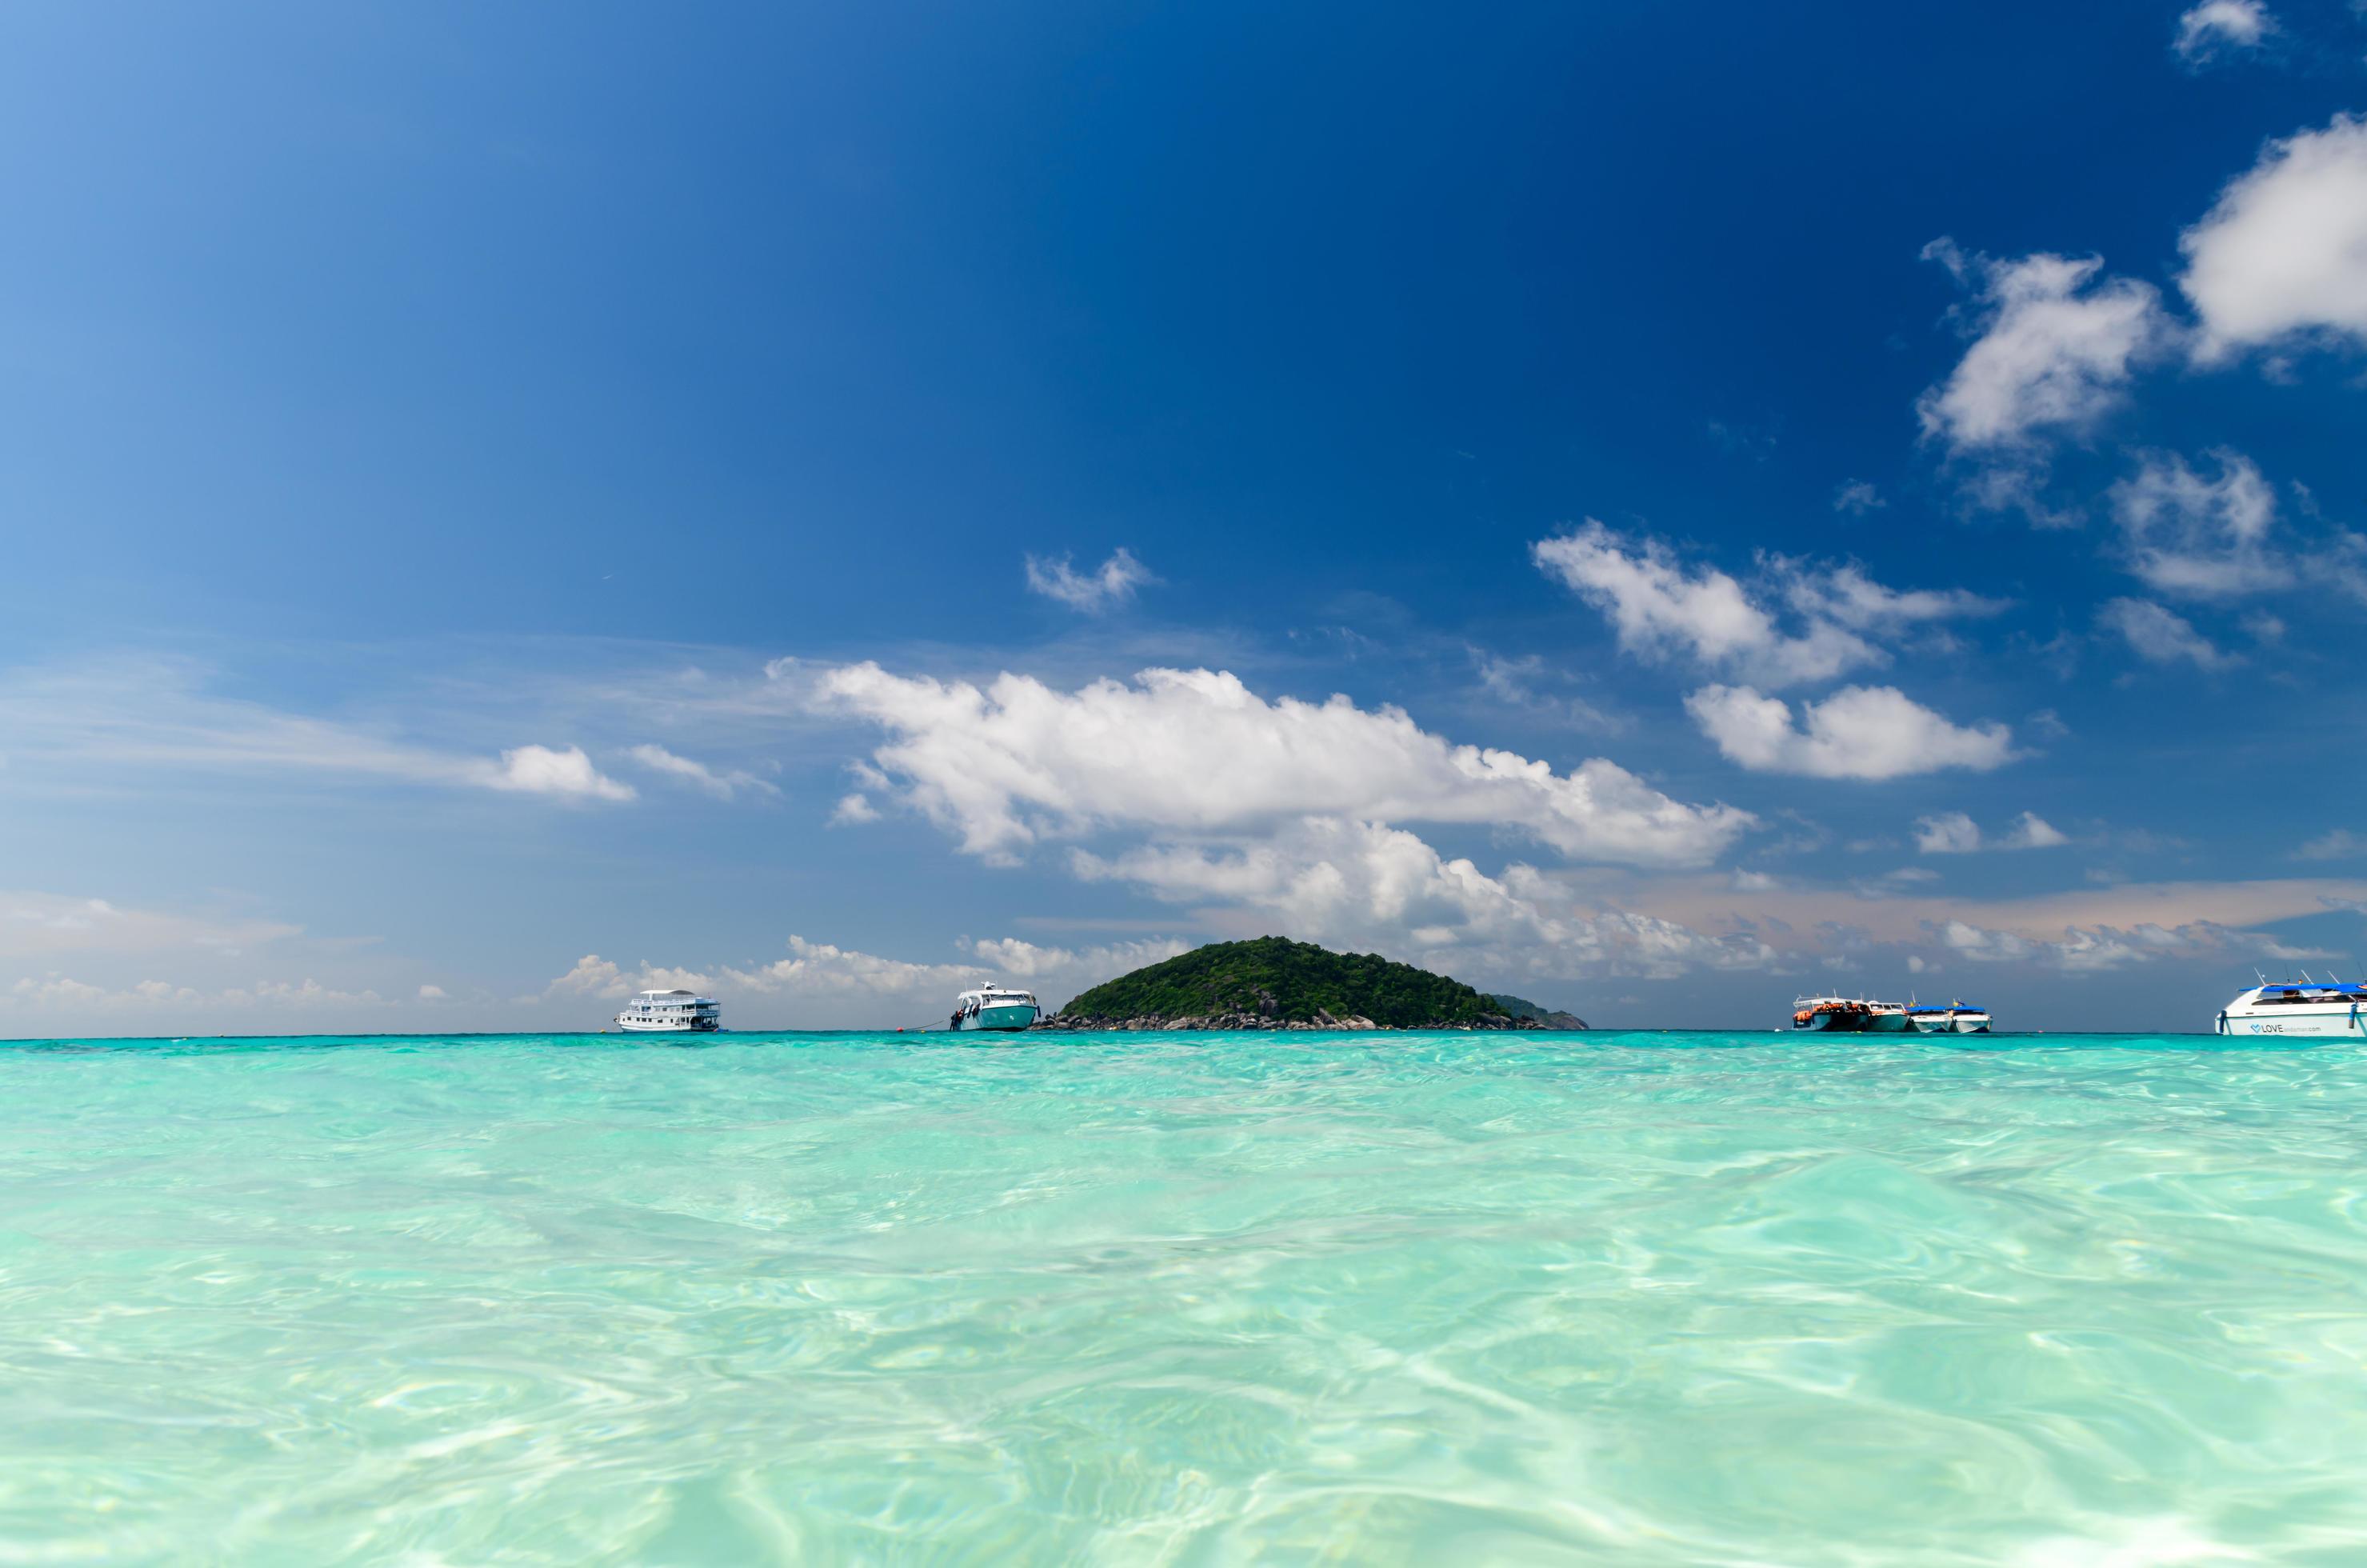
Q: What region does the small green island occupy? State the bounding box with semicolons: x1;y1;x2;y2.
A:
1035;936;1588;1031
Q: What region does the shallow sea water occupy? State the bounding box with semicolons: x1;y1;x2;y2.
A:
3;1030;2365;1565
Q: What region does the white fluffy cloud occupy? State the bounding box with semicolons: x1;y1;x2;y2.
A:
2098;598;2237;669
722;934;1189;1001
808;661;1751;867
1914;810;2068;854
1912;812;1983;854
544;954;715;999
2181;115;2367;359
1533;522;1875;684
1531;522;1999;687
625;743;777;800
2109;449;2282;598
2173;1;2275;63
1999;811;2071;850
1917;242;2171;453
1685;685;2018;779
489;745;636;802
1075;817;1773;982
1023;548;1154;612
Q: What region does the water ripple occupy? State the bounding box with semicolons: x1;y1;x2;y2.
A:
2;1030;2365;1562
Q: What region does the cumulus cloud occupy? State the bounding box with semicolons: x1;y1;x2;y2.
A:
1023;548;1154;612
2109;449;2282;598
723;933;1190;1002
2181;115;2367;360
2098;598;2237;669
417;984;446;1000
1999;811;2071;849
1074;818;1774;982
1533;522;1876;684
1914;810;2069;854
830;792;881;825
2173;0;2275;63
625;744;778;801
489;745;636;802
1913;812;1983;854
1531;522;1998;687
1917;241;2171;454
544;954;710;999
807;660;1752;868
1685;685;2018;779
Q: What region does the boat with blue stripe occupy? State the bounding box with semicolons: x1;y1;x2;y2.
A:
2217;978;2367;1037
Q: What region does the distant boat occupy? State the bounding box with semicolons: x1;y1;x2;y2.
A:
1789;995;1923;1032
951;984;1039;1032
1791;995;1871;1031
2217;979;2365;1038
1906;1002;1992;1034
615;988;721;1033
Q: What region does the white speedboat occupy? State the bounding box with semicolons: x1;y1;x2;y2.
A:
951;985;1039;1032
1907;1002;1991;1034
1790;996;1871;1031
2216;979;2365;1038
616;988;722;1032
1862;1001;1913;1032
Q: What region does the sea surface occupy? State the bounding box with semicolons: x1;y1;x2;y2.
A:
3;1030;2365;1566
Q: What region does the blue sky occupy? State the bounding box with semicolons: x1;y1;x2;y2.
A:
4;0;2365;1033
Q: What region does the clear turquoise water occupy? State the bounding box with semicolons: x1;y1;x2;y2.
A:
4;1030;2365;1565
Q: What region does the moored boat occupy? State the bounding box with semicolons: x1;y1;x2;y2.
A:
1862;1001;1913;1032
952;984;1040;1032
616;988;722;1032
2216;978;2365;1038
1791;996;1872;1031
1906;1002;1992;1034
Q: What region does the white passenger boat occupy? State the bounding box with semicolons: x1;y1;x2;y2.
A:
615;988;722;1033
1906;1002;1992;1034
951;985;1039;1032
2216;979;2365;1038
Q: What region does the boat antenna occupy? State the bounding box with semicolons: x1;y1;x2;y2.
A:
2254;968;2268;985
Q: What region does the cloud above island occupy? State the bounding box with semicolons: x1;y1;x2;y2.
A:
805;660;1753;866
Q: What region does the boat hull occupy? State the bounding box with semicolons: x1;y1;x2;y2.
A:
958;1002;1039;1032
1861;1011;1912;1032
616;1018;721;1033
2219;1006;2362;1038
1910;1013;1990;1034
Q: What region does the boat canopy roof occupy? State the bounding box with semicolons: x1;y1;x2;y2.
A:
2254;981;2366;994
